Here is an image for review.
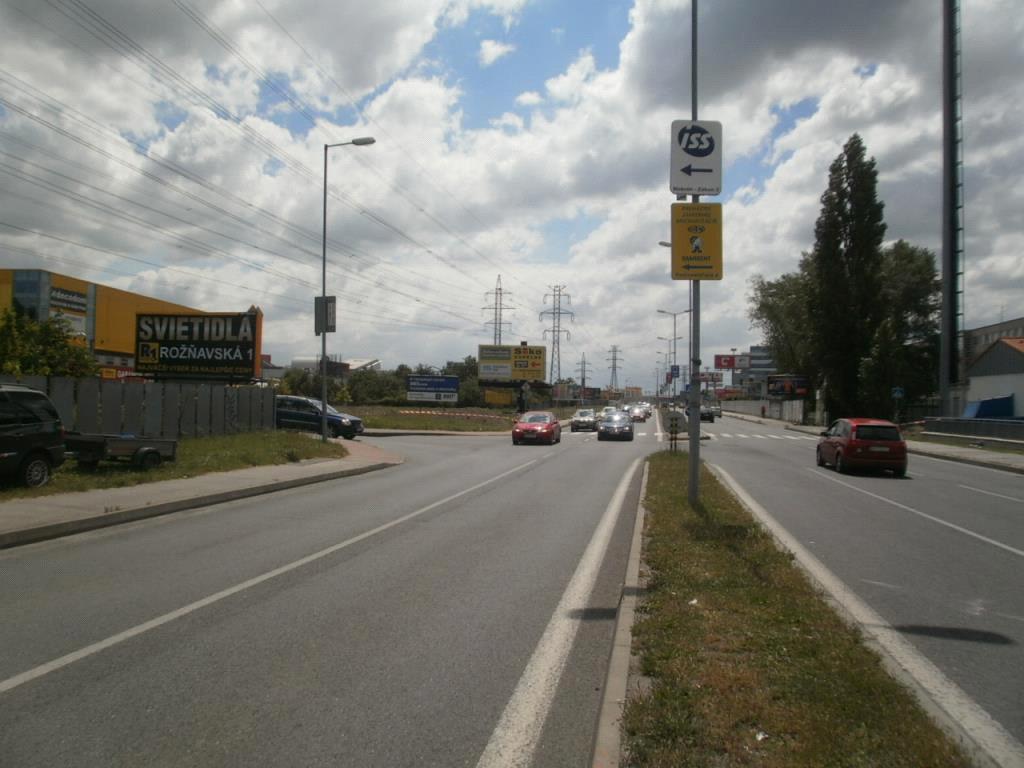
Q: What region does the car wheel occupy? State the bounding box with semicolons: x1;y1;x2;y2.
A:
139;451;162;470
627;434;634;441
20;454;52;488
597;433;604;441
893;464;907;478
816;448;825;467
835;452;848;474
512;438;519;445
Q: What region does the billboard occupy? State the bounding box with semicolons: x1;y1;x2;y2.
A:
135;311;262;381
478;344;546;383
767;374;811;398
714;354;751;370
407;374;459;403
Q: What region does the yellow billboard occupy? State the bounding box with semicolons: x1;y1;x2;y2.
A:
478;344;547;383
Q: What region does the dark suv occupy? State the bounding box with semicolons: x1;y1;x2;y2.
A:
275;395;364;439
0;384;67;487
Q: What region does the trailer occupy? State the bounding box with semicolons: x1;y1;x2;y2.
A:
65;433;178;470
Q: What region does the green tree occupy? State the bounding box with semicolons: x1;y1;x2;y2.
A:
0;309;99;377
807;133;887;416
278;367;348;404
858;241;940;414
748;268;817;381
748;138;940;420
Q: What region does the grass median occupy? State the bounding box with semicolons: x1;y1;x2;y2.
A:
621;451;969;767
0;430;349;501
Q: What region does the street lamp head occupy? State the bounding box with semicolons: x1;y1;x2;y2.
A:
658;241;671;248
351;136;376;145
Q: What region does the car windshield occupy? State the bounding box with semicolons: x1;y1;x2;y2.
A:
524;414;550;423
574;410;594;417
854;425;901;441
605;414;628;423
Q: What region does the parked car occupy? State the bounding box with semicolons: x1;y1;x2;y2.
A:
275;395;364;439
512;411;561;445
597;412;634;441
0;384;66;487
570;409;598;432
817;417;907;477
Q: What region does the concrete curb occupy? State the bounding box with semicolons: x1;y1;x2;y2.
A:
591;460;649;767
0;462;397;550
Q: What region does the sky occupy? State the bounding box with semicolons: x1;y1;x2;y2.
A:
0;0;1021;394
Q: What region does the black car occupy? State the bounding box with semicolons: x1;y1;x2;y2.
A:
597;412;634;441
276;395;364;439
0;384;66;487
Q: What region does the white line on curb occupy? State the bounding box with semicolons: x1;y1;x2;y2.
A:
476;458;641;768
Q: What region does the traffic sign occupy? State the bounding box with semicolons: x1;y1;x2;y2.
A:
671;364;680;379
670;120;722;196
670;202;723;280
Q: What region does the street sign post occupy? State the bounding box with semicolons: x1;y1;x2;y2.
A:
670;202;722;280
670;120;722;196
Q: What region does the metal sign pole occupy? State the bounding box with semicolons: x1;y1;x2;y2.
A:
688;0;701;507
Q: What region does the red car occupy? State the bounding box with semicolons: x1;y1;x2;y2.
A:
817;417;907;477
512;411;562;445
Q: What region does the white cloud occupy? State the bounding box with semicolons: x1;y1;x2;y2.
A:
515;91;543;106
479;39;516;67
0;0;1020;391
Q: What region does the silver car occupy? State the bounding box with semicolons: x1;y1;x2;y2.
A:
570;409;598;432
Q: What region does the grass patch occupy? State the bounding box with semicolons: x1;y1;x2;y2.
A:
621;451;970;768
0;430;348;501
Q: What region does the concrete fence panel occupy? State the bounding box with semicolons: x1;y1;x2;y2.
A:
101;381;123;434
77;378;101;434
124;382;145;435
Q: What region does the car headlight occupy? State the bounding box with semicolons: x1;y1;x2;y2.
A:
340;418;351;425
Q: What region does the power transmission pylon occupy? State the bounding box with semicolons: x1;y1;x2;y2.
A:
540;285;573;383
576;352;595;403
483;275;513;344
607;345;623;392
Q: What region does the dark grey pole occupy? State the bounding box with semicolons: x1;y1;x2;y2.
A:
321;144;329;442
688;0;701;507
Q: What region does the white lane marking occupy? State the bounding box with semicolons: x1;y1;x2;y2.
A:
753;434;767;439
784;436;802;440
861;579;903;590
720;433;733;438
476;458;641;768
768;435;783;440
710;463;1024;768
736;434;749;438
810;469;1024;559
0;459;540;695
959;484;1023;503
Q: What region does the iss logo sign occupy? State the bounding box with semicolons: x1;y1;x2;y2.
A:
135;312;260;381
670;120;722;196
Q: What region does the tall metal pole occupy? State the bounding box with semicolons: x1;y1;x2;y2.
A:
320;137;375;442
688;0;701;506
321;144;329;442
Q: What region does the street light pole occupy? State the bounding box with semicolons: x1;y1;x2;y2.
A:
658;308;691;401
321;136;375;442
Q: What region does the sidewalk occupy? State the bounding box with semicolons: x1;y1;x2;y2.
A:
724;410;1024;475
0;439;405;550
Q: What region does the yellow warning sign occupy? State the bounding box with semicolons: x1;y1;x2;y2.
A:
670;202;723;280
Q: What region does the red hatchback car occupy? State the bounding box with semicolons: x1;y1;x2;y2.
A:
817;417;907;477
512;411;562;445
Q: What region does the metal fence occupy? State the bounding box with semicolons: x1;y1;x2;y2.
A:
924;417;1024;441
0;375;275;438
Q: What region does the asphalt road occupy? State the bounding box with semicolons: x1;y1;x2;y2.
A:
0;422;657;767
699;413;1024;747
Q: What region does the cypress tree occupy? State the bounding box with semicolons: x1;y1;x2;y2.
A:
807;134;886;417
